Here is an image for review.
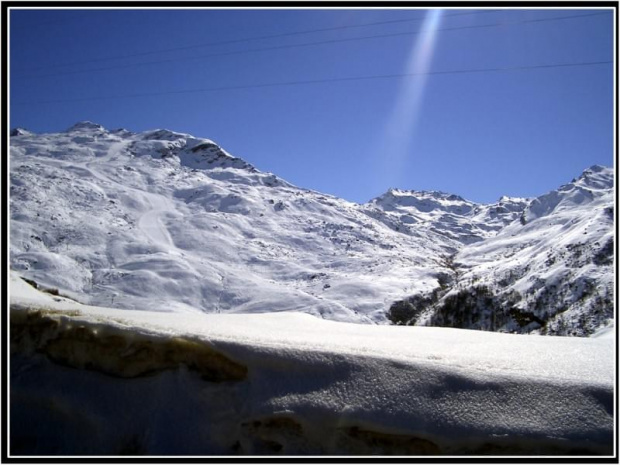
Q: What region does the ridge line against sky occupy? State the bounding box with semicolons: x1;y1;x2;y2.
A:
8;5;615;204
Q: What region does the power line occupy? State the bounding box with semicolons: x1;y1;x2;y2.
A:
15;11;608;80
17;9;503;73
14;15;79;28
13;60;611;106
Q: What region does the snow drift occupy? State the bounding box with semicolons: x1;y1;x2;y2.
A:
9;273;614;456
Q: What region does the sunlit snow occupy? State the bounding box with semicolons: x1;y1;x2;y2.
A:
10;122;612;334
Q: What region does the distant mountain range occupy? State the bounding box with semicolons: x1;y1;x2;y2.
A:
9;122;614;336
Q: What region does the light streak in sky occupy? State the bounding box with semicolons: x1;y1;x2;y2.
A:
380;9;444;187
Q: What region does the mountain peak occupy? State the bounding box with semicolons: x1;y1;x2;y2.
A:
142;128;192;141
584;164;609;174
576;164;613;190
381;188;467;202
66;121;106;132
10;127;33;137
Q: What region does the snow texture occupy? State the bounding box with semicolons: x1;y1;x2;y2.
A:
9;273;615;456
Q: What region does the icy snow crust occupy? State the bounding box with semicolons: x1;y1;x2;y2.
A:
9;273;614;455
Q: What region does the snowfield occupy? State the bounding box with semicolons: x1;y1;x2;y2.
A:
9;272;615;456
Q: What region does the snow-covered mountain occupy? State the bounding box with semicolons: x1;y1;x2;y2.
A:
9;122;615;336
364;188;529;246
7;122;615;456
389;166;615;337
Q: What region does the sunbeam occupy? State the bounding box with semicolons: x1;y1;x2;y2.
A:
378;9;444;188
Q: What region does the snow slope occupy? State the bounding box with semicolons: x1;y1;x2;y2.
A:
9;122;615;336
392;166;615;336
9;272;614;456
8;122;463;323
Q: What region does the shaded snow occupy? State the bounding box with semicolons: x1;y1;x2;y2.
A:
9;272;614;456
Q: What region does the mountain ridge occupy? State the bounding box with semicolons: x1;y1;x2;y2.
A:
9;122;614;335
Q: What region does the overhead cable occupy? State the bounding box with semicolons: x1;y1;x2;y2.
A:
13;59;612;106
15;11;608;80
17;9;503;73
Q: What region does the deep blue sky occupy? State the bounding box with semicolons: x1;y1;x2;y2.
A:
9;7;614;204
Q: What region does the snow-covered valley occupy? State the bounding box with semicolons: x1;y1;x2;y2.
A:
8;122;616;456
